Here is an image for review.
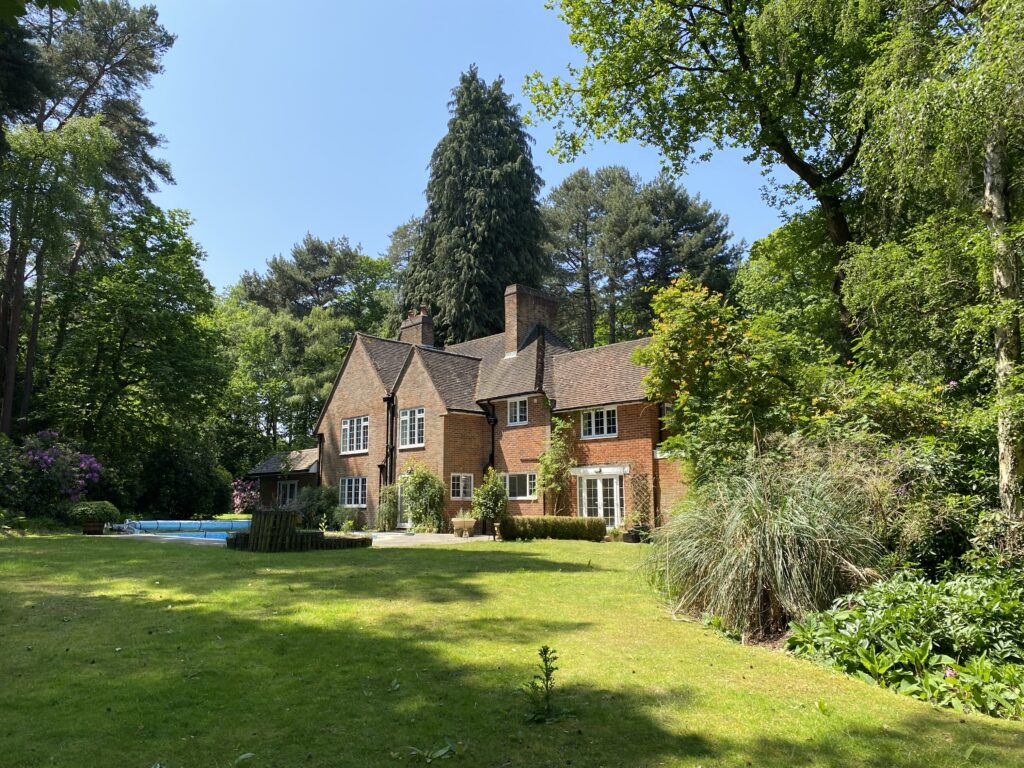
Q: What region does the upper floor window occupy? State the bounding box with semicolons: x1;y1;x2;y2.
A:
339;476;367;507
503;472;537;500
581;407;617;439
507;397;528;426
450;473;474;500
399;406;425;448
341;415;369;454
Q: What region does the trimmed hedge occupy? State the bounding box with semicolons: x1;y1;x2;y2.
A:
66;501;120;525
499;515;606;542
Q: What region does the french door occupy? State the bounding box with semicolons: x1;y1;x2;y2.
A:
578;475;624;528
396;485;410;529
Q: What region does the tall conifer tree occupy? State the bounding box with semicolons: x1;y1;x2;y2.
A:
405;65;546;345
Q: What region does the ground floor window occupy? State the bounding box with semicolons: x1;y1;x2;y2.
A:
340;476;367;507
503;472;537;499
577;475;624;528
277;479;299;507
450;473;474;500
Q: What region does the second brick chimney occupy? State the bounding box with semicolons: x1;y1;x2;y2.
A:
504;284;557;356
399;304;435;347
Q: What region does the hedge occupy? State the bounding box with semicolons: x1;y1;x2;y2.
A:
66;501;120;525
499;515;606;542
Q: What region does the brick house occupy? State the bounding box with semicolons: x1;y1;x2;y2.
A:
306;284;686;528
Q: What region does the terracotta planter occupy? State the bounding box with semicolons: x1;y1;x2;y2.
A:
81;521;105;536
452;518;476;538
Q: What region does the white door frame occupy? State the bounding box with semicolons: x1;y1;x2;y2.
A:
577;474;624;528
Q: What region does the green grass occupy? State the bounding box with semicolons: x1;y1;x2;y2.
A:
1;538;1021;768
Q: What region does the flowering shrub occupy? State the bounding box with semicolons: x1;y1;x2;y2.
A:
232;478;260;514
18;431;102;520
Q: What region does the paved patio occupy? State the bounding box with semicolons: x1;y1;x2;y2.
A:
369;531;493;548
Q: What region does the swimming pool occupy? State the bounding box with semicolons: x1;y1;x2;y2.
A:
123;519;249;540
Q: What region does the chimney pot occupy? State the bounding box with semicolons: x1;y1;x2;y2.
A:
419;304;428;316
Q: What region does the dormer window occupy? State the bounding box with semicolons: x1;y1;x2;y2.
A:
507;397;528;426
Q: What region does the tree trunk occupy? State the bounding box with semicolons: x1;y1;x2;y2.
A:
18;256;45;426
983;125;1023;551
1;244;27;436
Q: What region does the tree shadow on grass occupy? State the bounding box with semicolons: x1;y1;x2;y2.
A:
5;537;610;605
3;538;1023;768
732;709;1024;768
2;583;707;768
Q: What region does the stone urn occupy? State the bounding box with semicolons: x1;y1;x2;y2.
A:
452;518;476;538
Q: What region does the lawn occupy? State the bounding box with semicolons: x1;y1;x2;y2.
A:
1;537;1022;768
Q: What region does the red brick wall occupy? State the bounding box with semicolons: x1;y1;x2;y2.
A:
442;412;491;517
493;395;549;516
393;349;448;495
654;456;688;522
561;401;662;523
318;338;389;524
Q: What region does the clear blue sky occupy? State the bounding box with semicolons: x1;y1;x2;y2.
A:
140;1;784;290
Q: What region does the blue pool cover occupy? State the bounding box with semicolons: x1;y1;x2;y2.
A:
125;519;249;534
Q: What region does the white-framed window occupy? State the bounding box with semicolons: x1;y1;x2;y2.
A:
277;479;299;507
577;474;625;528
399;406;425;448
581;406;618;439
341;415;369;454
339;476;367;507
507;397;528;426
450;473;474;500
503;472;537;500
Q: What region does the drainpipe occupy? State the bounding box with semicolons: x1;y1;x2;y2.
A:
485;402;497;470
316;433;324;487
383;392;396;485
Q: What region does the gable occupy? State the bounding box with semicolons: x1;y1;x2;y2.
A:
314;335;398;435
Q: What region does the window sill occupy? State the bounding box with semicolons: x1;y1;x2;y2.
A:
580;433;618;441
340;504;368;509
508;497;539;501
340;450;368;456
506;421;528;428
399;444;425;451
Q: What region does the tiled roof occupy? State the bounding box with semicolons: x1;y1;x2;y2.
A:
549;338;652;412
249;447;319;476
417;347;484;412
446;326;574;402
360;334;413;392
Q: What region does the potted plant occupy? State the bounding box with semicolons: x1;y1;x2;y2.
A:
452;510;476;538
67;501;120;535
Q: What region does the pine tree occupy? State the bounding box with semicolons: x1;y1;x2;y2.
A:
404;65;546;344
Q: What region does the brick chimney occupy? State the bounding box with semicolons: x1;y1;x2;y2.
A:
504;285;557;356
399;304;435;347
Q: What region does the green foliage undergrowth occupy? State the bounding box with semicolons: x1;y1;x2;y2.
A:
789;567;1024;719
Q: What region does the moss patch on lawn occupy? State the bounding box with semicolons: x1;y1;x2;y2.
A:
0;536;1021;767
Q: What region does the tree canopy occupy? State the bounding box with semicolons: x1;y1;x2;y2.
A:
404;65;547;345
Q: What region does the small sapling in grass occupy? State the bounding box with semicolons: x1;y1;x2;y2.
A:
523;645;563;723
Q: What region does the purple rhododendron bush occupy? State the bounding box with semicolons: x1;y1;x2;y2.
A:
1;431;103;522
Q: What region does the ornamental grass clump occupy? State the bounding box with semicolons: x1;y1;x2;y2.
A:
641;438;882;639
